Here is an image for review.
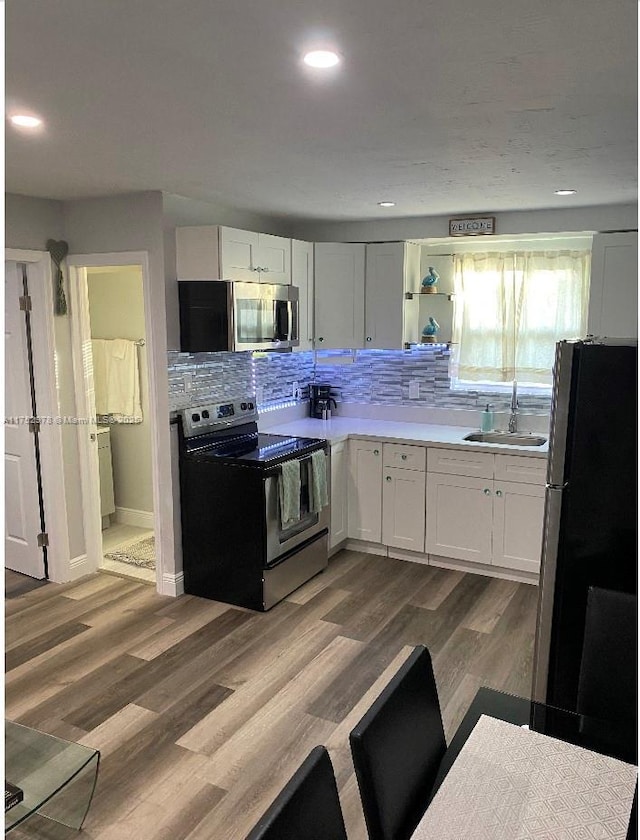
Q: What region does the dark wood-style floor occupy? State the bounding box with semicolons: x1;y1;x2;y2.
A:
5;551;539;840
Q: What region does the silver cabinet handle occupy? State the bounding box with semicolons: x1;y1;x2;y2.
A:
373;449;379;455
401;454;407;461
90;433;96;442
366;336;372;341
496;489;503;497
318;337;324;342
386;476;392;482
261;266;269;272
252;266;260;271
484;488;491;495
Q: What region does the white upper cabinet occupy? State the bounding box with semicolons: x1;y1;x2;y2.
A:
587;232;638;339
176;225;291;284
291;239;314;350
365;242;421;349
219;227;261;281
314;243;365;349
256;232;291;285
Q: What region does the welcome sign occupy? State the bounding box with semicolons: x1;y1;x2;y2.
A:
449;216;496;236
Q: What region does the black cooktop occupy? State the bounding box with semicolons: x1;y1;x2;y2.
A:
189;432;327;467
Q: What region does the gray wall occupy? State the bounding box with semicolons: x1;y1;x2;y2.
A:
5;194;65;249
291;203;638;242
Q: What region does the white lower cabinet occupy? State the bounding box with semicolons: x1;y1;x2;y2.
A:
426;473;493;564
426;448;545;574
330;441;348;549
347;440;383;542
492;481;545;573
382;467;426;552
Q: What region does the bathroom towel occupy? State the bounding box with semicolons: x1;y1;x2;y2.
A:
309;449;329;514
278;458;301;528
91;339;143;423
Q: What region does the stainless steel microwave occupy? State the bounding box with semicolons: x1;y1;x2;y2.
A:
178;280;299;352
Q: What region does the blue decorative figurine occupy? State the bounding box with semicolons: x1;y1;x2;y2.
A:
421;266;439;294
421;316;440;343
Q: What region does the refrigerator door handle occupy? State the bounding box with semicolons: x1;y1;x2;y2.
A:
547;340;576;488
532;486;564;703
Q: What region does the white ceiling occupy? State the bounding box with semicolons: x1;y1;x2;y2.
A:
5;0;638;222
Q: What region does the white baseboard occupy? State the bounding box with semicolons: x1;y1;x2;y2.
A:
67;553;93;581
115;507;154;530
428;553;539;585
388;547;430;566
161;571;184;597
345;539;388;556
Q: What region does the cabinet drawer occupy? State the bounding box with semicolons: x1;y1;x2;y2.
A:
495;455;547;485
383;443;426;472
427;447;494;479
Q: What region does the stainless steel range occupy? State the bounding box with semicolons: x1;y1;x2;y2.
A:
178;397;329;610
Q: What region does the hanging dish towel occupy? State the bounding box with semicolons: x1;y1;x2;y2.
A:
278;459;301;528
91;338;143;423
309;449;328;513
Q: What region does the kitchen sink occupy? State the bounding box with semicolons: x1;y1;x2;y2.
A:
464;431;547;446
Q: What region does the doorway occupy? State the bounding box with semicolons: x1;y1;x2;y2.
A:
68;252;165;591
85;265;156;583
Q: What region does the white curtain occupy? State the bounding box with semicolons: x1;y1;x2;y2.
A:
450;250;591;386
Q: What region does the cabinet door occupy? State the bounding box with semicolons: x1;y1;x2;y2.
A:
382;467;426;552
219;227;261;282
365;242;406;349
426;473;492;564
348;440;382;542
492;481;545;573
587;232;638;339
176;225;221;279
330;441;348;548
314;243;365;349
258;233;291;284
292;239;314;350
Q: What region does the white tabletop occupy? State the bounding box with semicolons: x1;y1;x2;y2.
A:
412;715;637;840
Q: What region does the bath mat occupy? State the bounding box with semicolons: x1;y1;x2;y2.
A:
104;535;155;569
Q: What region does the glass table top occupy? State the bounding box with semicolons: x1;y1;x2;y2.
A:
5;720;100;833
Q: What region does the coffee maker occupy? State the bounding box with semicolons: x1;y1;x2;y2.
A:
310;384;337;419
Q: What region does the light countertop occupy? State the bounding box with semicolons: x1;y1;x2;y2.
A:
265;416;549;457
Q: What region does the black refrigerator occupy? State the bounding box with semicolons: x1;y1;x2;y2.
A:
532;338;637;711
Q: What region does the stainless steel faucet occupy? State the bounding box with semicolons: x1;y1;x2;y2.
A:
508;380;518;433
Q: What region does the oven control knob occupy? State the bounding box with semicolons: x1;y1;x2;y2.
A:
201;410;210;419
240;402;247;410
248;402;254;409
191;413;200;422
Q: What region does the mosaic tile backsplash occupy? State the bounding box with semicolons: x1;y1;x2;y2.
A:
167;347;551;413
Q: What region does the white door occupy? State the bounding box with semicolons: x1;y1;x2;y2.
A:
348;439;383;542
292;239;314;350
365;242;406;349
426;473;493;564
219;227;261;282
314;243;365;349
382;467;426;552
330;441;348;548
492;481;545;573
4;261;46;578
258;234;291;284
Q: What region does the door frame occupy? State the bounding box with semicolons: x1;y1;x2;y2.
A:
67;251;168;594
5;249;71;582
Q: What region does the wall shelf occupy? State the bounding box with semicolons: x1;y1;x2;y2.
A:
405;292;454;301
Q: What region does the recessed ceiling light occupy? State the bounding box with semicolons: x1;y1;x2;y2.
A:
303;50;340;68
554;189;577;196
9;114;43;128
378;201;396;207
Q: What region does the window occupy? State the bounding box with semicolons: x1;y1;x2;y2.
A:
450;250;591;389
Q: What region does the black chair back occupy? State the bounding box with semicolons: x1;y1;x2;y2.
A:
245;745;347;840
577;586;637;726
349;646;446;840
